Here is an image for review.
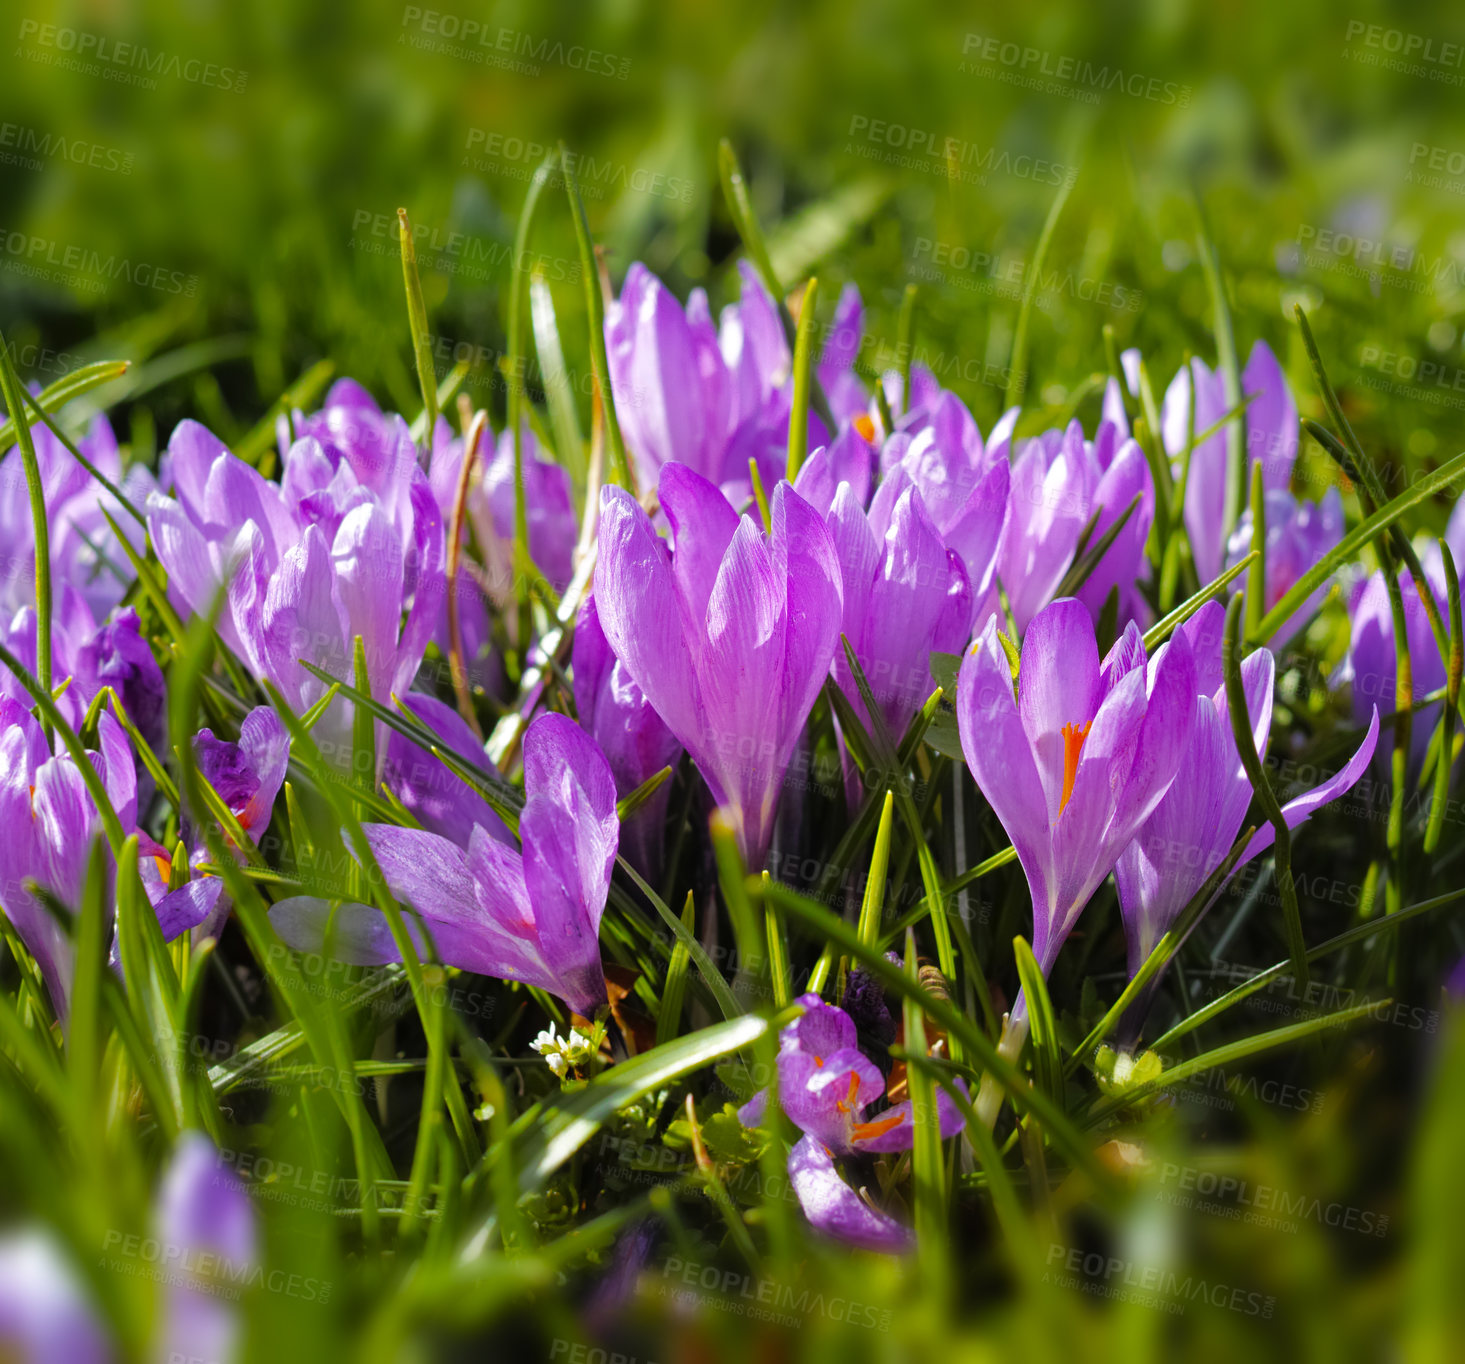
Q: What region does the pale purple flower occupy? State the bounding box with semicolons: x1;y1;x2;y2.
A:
382;691;510;849
154;1134;257;1364
1114;601;1379;977
271;712;618;1017
1224;488;1344;649
956;599;1196;989
999;413;1153;632
572;593;681;877
1161;340;1299;584
147;417;444;757
0;700;137;1018
593;463;843;866
0;1231;111;1364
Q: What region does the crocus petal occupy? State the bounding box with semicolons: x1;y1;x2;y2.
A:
519;714;618;1016
236;707;290;837
659;462;740;631
1242;339;1298;490
0;1232;111;1364
787;1135;913;1254
1243;707;1380;862
853;1079;968;1154
153;879;226;944
1017;598;1102;818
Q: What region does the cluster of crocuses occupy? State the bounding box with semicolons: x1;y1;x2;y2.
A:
0;257;1413;1283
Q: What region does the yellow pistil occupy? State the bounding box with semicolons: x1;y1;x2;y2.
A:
1059;721;1092;815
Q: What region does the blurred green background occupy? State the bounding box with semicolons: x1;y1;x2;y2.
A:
5;2;1465;1359
3;0;1465;476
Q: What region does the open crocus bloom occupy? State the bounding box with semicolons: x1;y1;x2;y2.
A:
1114;601;1380;979
957;599;1196;993
270;712;618;1018
594;463;842;866
739;993;965;1253
138;706;293;946
0;1231;111;1364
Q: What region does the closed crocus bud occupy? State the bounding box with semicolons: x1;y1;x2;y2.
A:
154;1135;257;1364
572;593;680;878
0;1231;111;1364
594;464;843;867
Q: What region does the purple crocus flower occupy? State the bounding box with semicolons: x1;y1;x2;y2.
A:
822;481;971;746
817;284;869;425
0;1231;111;1364
605;263;738;489
739;994;965;1253
154;1134;257;1364
572;593;681;877
1345;567;1446;779
1224;488;1344;650
1160;340;1298;584
956;599;1196;990
1114;601;1380;979
593;464;843;866
141;706;294;944
147;417;444;757
382;692;511;849
1;588;165;750
999;413;1153;632
0;404;156;625
270;712;618;1018
0;700;137;1018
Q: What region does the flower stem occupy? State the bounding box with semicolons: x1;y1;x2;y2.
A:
974;1013;1030;1130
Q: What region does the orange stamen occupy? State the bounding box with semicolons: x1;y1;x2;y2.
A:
1059;721;1092;815
852;1111;906;1143
853;413;876;443
835;1070;862;1114
153;854;173;887
813;1055;824;1068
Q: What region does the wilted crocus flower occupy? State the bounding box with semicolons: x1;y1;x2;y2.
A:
1224;488;1344;649
271;712;618;1018
1161;340;1299;584
0;700;136;1019
957;599;1195;995
0;1231;111;1364
1114;601;1379;982
147;417;444;757
1000;415;1153;632
594;463;843;866
739;993;965;1253
154;1134;257;1364
573;593;681;877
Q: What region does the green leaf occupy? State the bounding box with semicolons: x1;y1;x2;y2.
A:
397;208;439;440
1006;172;1074;410
0;359;131;456
1013;937;1063;1107
904;929;949;1292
